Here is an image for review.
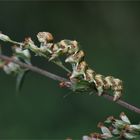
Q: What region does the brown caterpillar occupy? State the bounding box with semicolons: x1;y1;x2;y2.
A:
36;32;123;101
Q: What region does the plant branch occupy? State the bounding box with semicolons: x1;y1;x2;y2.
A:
0;54;140;115
0;54;68;82
103;93;140;114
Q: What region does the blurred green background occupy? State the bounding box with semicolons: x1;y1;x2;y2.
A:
0;1;140;139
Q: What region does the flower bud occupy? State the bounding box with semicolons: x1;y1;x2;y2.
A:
121;132;137;139
120;112;131;124
59;40;79;55
3;65;11;74
65;50;85;64
70;61;87;80
13;46;31;59
68;40;79;55
82;136;90;140
0;33;11;42
24;37;38;50
98;122;112;137
23;49;31;58
9;62;20;71
105;116;115;123
40;43;53;53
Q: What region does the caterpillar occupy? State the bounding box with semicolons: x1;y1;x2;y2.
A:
0;32;123;101
34;32;123;101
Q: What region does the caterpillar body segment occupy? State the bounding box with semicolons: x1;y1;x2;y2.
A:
112;78;123;91
85;68;96;83
104;76;114;90
103;77;123;101
112;78;123;101
94;74;105;96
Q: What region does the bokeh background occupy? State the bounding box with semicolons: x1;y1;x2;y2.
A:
0;1;140;139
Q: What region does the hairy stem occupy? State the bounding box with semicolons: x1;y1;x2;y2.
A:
0;54;140;114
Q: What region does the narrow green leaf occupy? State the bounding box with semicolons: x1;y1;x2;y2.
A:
16;69;28;93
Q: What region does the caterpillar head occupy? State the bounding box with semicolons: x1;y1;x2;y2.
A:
37;32;54;44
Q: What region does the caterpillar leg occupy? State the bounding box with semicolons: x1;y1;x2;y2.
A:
96;86;104;96
95;74;105;96
113;91;122;101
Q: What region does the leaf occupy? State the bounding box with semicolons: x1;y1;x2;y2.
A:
130;124;140;132
71;80;91;92
100;126;112;136
16;69;28;93
123;132;137;139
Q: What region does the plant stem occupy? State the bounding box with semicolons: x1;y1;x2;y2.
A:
0;54;140;115
8;39;71;73
0;54;68;82
103;93;140;114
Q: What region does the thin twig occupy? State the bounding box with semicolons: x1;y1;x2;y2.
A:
0;54;140;115
103;94;140;114
0;54;68;82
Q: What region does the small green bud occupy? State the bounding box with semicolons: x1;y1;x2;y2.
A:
120;112;131;124
0;33;11;42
